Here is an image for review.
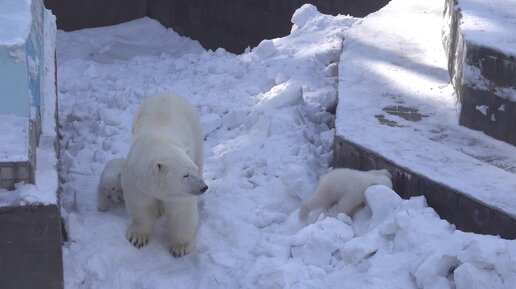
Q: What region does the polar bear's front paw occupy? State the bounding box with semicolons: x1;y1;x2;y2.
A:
170;241;195;258
126;229;151;248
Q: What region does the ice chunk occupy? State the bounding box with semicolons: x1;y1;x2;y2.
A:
457;239;514;276
302;86;337;111
284;209;307;234
290;217;353;266
352;206;372;236
475;105;488;116
258;80;303;109
222;109;248;130
202;113;223;136
365;185;402;230
324;63;338;77
280;163;315;199
291;4;319;28
253;39;277;60
454;263;503;289
413;253;457;289
257;263;320;289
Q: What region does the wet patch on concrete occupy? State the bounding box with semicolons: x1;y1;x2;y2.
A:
374;114;400;127
382;105;428;122
374;105;428;127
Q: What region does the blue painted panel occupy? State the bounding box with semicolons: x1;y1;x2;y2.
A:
0;0;45;116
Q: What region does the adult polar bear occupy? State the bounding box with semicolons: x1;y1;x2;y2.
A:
122;92;208;257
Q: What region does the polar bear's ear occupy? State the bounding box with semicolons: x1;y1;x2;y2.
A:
152;161;169;176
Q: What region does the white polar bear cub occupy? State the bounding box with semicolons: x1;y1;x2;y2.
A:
97;157;125;211
122;92;207;257
299;168;393;220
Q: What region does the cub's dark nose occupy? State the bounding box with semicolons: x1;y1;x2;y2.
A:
201;185;208;193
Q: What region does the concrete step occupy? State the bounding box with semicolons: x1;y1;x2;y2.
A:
443;0;516;146
335;0;516;238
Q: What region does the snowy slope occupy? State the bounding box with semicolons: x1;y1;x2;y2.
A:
58;4;516;289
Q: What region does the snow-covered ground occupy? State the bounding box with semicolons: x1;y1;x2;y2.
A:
58;4;516;289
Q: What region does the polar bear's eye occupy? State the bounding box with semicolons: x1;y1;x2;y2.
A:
183;174;190;178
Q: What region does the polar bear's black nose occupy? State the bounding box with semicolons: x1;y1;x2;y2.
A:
201;185;208;193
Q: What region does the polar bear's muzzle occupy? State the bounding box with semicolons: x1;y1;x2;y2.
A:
190;180;208;195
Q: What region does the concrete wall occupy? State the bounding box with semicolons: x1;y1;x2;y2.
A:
147;0;389;53
44;0;148;32
0;204;63;289
443;0;516;146
44;0;389;53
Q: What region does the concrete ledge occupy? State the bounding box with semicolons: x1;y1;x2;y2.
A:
336;0;516;240
334;136;516;239
443;0;516;146
0;204;63;289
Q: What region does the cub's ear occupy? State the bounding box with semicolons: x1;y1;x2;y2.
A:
151;161;169;176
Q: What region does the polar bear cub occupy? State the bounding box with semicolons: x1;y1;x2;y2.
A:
97;157;125;212
122;92;207;257
299;168;393;220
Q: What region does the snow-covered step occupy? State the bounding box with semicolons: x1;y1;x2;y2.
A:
443;0;516;146
335;0;516;238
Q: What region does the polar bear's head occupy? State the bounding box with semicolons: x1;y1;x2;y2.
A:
368;169;393;189
123;139;208;200
367;168;392;179
150;160;207;196
145;149;208;198
100;173;124;203
100;158;125;202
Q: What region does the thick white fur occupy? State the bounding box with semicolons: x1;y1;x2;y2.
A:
97;158;125;212
122;92;207;257
299;168;393;220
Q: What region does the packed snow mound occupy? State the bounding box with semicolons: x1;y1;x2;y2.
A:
57;3;516;289
59;6;356;289
57;17;204;64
